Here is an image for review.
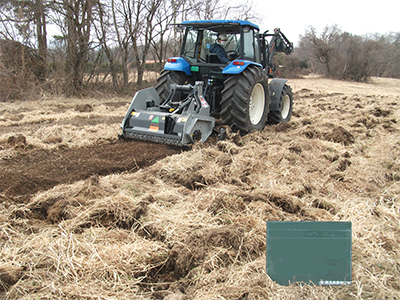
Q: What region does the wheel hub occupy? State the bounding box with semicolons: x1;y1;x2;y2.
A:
249;83;265;125
281;94;290;119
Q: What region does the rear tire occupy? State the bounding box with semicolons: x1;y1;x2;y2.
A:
220;67;270;134
155;70;190;102
267;84;293;124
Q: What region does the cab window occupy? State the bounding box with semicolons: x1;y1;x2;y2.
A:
183;29;198;59
200;30;240;62
243;29;261;63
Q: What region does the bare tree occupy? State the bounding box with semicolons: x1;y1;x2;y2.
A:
299;25;399;82
0;0;48;62
222;0;259;21
119;0;163;87
142;0;163;86
300;25;341;77
63;0;95;95
34;0;47;63
150;0;183;65
190;0;220;19
0;0;267;97
93;0;121;91
389;33;400;78
113;0;137;89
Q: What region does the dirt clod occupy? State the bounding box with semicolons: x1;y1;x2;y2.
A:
324;126;355;145
0;265;24;292
6;134;26;147
166;226;243;278
75;104;93;112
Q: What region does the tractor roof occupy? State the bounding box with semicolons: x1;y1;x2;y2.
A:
180;20;260;31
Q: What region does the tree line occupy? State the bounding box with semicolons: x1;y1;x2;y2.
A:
297;25;400;82
0;0;256;96
0;1;399;99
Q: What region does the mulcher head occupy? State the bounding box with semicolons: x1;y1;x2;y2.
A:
120;83;215;146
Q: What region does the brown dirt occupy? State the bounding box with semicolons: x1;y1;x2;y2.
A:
0;139;180;202
0;94;181;202
163;226;244;278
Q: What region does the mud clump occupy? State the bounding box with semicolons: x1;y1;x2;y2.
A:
268;193;301;214
300;125;321;139
371;107;391;117
46;198;81;223
337;158;352;171
176;171;209;190
324;126;355;145
165;226;244;278
75;104;93;112
42;136;63;144
5;134;29;150
311;199;337;214
273;122;294;132
137;223;166;242
0;264;24;292
6;134;26;146
79;195;154;230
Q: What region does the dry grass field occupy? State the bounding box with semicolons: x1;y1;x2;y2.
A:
1;75;399;299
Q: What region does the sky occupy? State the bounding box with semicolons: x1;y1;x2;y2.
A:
251;0;400;46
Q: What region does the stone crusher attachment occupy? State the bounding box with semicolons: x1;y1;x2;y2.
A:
120;82;215;146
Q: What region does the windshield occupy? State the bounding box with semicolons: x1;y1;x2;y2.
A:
182;28;241;63
202;30;240;61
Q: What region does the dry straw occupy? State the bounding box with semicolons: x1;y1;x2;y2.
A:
1;76;400;299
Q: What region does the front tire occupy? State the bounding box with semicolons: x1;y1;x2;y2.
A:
155;70;190;102
267;84;293;124
220;67;270;134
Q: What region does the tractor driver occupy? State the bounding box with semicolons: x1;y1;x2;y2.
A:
209;33;230;64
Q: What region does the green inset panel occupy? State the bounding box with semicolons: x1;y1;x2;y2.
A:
266;221;352;286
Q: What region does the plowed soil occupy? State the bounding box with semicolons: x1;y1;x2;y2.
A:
1;75;400;300
0;140;180;202
0;96;181;203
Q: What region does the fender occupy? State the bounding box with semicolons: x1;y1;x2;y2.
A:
222;60;263;75
269;78;288;111
164;57;192;75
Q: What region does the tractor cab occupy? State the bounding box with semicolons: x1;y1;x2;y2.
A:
166;20;262;82
181;20;261;63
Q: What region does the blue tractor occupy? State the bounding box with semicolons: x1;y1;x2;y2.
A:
121;20;293;146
